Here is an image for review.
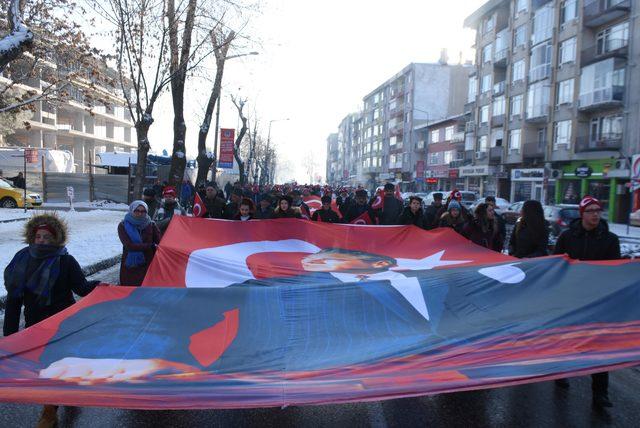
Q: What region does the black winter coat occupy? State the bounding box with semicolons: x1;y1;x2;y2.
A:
462;219;504;252
203;196;226;219
312;208;341;223
553;219;620;261
509;220;549;258
3;253;97;336
254;206;274;219
374;197;404;225
423;203;444;230
438;212;466;235
343;203;375;224
397;208;425;228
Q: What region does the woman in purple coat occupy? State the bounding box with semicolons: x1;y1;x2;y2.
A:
118;200;161;286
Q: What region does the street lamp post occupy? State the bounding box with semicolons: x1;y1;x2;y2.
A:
263;118;289;185
211;51;259;181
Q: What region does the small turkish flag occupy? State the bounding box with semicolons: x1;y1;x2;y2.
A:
350;211;374;225
371;189;384;210
193;193;207;218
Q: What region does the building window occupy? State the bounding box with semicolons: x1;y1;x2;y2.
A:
509;129;521;150
590;115;623;142
526;81;551;119
510;94;523;119
529;42;552;82
445;126;454;141
559;37;576;65
478;135;488;152
560;0;577;26
468;76;478;103
444;150;454;164
515;0;527;15
512;59;525;83
431;129;440;143
554;120;572;148
482;44;493;63
481;74;492;93
429;152;440;165
556;78;575;105
596;21;629;55
531;3;554;46
493;96;505;116
480;105;489;124
579;58;625;107
514;25;527;48
483;15;495;34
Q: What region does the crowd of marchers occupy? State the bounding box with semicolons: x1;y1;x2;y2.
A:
1;178;623;426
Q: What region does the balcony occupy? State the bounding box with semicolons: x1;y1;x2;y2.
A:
575;135;622;152
489;146;503;161
388;161;403;170
523;140;546;158
390;85;405;99
465;121;476;133
584;0;631;28
581;40;628;66
452;131;465;143
449;159;466;168
578;86;624;111
493;49;509;67
493;81;506;96
529;64;551;83
532;0;552;9
526;105;550;123
490;114;505;128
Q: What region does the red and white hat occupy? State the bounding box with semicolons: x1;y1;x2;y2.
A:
579;196;602;216
162;186;177;198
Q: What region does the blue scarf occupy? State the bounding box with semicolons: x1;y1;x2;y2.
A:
4;245;68;306
123;213;151;268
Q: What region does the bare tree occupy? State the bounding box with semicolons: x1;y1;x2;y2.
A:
0;0;33;71
195;28;235;187
165;0;197;188
230;93;248;185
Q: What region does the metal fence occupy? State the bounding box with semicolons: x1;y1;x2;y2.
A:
43;173;129;203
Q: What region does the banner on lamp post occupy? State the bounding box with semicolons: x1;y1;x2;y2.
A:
218;128;235;169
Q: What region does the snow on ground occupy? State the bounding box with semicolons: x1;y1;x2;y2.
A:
609;223;640;239
0;209;124;298
43;200;129;210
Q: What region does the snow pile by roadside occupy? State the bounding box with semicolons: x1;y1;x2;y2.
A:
0;209;124;298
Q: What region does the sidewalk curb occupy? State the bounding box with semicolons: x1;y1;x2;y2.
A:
0;255;121;311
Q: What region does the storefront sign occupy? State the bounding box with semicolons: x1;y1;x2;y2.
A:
426;178;437;184
459;166;492;177
415;161;425;182
449;169;459;178
511;168;545;181
25;148;38;163
575;164;593;178
218;128;235;169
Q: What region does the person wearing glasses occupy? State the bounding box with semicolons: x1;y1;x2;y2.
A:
118;200;161;286
553;195;621;410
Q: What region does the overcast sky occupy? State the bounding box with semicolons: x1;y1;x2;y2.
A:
103;0;486;182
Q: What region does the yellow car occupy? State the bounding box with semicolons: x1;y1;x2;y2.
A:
0;178;42;208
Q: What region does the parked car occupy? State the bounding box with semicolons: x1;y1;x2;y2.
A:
423;191;477;209
0;178;41;208
544;204;580;237
503;201;525;225
470;197;510;214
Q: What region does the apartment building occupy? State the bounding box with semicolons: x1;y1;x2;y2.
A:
414;115;468;191
464;0;640;221
325;133;339;184
1;57;135;173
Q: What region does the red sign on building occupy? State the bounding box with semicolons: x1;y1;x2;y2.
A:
25;148;38;164
449;169;459;178
416;161;425;182
218;129;235;169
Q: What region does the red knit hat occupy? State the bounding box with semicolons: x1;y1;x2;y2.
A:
163;186;177;198
579;196;602;216
35;223;57;238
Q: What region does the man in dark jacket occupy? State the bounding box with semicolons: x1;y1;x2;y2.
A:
486;196;506;251
312;195;341;223
224;188;243;219
398;196;425;227
374;183;404;225
142;188;159;219
553;195;620;410
223;182;233;201
255;194;274;219
7;172;25;189
202;183;226;219
423;193;443;230
336;189;352;217
344;189;375;224
290;189;311;219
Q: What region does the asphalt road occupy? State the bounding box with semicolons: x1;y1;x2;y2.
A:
1;266;640;427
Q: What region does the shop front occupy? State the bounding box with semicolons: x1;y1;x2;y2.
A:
510;168;548;203
459;165;495;196
555;159;628;222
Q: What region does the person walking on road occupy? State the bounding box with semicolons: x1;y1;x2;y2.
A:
423;192;443;230
255;194;275;219
154;187;186;235
462;203;503;252
272;195;302;219
3;213;99;428
312;195;341;223
118;201;161;286
438;200;466;235
508;200;549;258
374;183;404;225
142;188;159;219
202;183;226;219
553;196;620;409
233;198;256;221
